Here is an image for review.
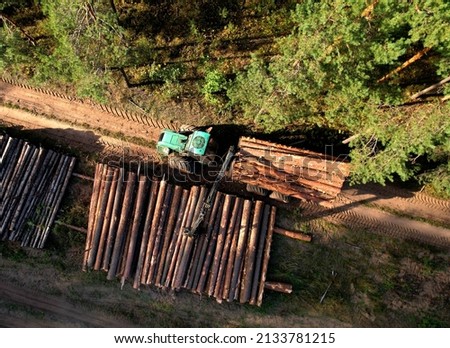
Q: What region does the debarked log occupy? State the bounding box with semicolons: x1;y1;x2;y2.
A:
273;226;312;242
264;281;293;294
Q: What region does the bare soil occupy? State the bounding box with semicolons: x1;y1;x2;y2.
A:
341;183;450;226
0;106;157;158
297;196;450;249
0;80;166;144
0;282;132;328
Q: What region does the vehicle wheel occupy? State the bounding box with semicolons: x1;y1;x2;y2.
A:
269;191;290;203
246;184;269;196
179;124;196;132
168;156;192;173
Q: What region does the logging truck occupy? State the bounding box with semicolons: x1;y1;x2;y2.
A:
156;128;350;206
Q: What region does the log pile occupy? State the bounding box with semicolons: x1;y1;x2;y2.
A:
231;137;351;204
0;134;75;248
84;163;277;306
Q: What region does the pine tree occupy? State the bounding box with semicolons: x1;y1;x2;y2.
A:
228;0;450;190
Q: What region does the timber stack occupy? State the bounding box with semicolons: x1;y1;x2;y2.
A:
231;137;351;204
0;134;76;248
84;163;277;306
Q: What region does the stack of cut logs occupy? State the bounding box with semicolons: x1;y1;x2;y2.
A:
1;134;76;248
84;163;277;306
232;137;351;204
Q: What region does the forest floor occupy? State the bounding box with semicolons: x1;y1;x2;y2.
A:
1;79;449;328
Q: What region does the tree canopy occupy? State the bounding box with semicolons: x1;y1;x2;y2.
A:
228;0;450;195
1;0;127;101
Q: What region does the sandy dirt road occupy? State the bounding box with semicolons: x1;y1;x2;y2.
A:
0;106;157;158
0;282;132;328
300;200;450;249
341;183;450;226
0;79;176;144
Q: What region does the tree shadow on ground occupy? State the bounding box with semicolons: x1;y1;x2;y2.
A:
1;125;104;156
119;0;245;38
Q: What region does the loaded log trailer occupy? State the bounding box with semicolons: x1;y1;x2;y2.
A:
231;136;350;205
157;127;350;202
156;126;350;236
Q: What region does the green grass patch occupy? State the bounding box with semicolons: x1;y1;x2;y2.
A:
0;242;27;262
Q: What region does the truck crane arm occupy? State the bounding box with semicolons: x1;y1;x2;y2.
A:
184;146;235;237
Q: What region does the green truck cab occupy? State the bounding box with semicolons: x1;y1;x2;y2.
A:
157;129;211;157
